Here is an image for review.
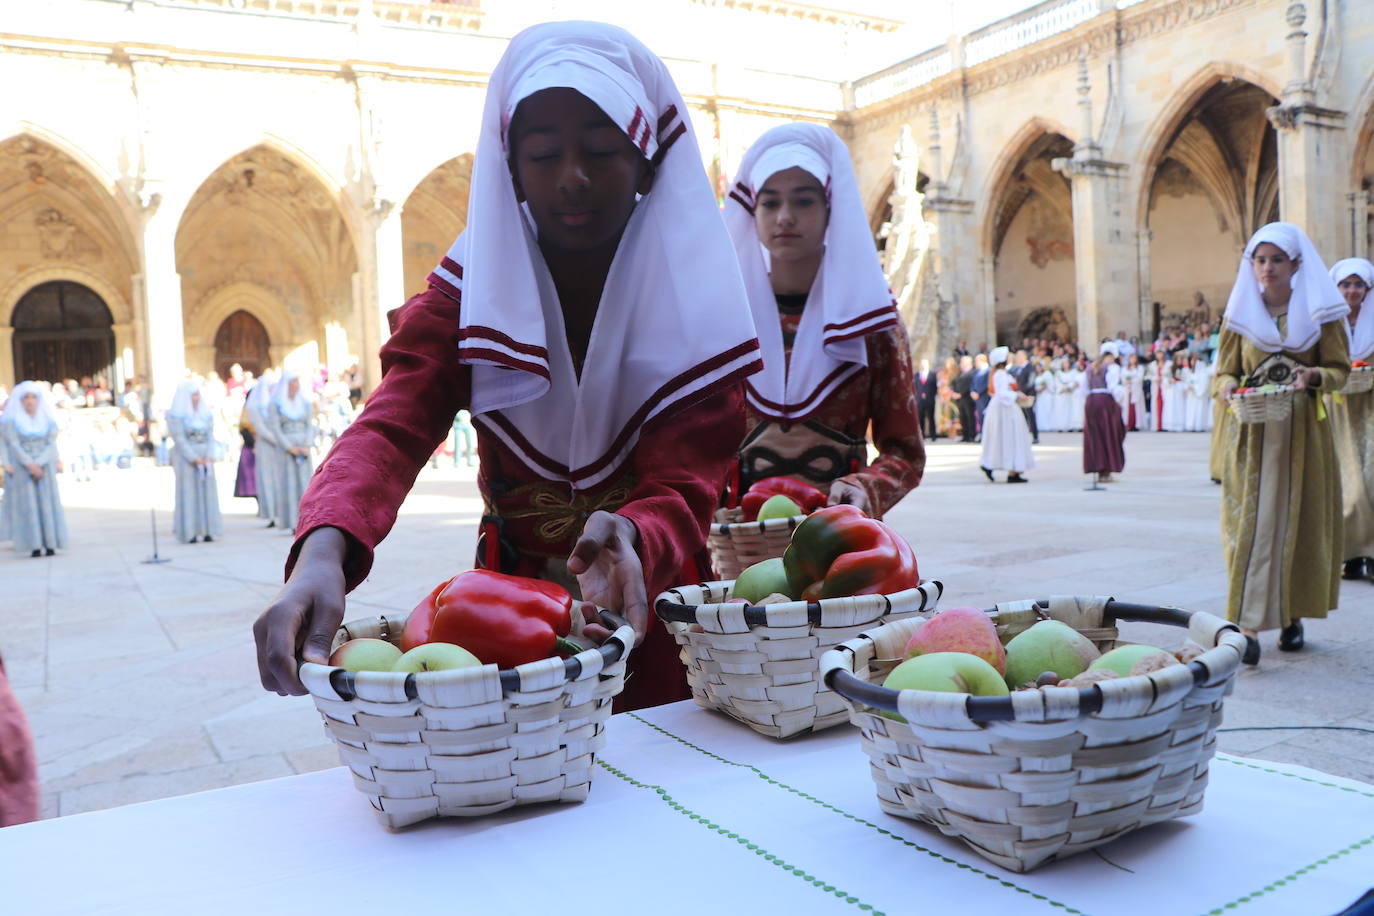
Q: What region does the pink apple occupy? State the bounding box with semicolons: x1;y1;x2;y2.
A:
902;606;1006;674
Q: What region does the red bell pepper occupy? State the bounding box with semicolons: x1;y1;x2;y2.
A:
399;577;453;651
782;505;919;601
741;476;829;522
426;570;581;669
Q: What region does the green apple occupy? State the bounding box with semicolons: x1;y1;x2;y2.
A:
883;652;1010;697
329;637;403;672
1003;620;1101;687
756;494;804;521
392;642;482;673
1089;644;1181;677
732;557;793;603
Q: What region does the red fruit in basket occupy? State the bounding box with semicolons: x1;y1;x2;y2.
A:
902;606;1006;674
740;477;827;522
399;577;453;652
1353;360;1369;368
428;570;580;669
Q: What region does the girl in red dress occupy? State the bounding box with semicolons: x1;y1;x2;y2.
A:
253;22;762;710
723;124;924;518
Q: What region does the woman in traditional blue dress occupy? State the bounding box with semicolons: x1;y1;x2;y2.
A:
264;369;315;534
2;381;68;557
167;379;224;544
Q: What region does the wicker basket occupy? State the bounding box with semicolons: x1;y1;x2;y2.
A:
655;579;943;739
1015;393;1035;409
821;596;1245;873
1228;385;1294;423
707;507;806;580
298;608;633;829
1339;365;1374;395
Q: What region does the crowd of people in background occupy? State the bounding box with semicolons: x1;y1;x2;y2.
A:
0;362;417;555
917;314;1224;444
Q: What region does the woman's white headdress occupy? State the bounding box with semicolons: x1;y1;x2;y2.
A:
426;21;760;490
724;122;897;421
1223;222;1347;353
1328;257;1374;362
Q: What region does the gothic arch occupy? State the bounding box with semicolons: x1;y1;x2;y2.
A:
981;119;1076;345
185;280;298;359
1139;68;1279;322
401;153;474;297
175;143;360;374
1134;63;1284;221
978;117;1076;258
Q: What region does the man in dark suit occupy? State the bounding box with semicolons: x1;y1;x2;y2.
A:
914;358;938;439
952;355;976;442
971;352;990;440
1012;349;1039;444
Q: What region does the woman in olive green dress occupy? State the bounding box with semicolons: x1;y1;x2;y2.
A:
1326;258;1374;582
1213;222;1349;665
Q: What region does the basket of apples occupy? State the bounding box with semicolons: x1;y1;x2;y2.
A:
1227;382;1295;423
708;477;829;580
821;597;1246;873
1338;360;1373;395
657;505;941;738
298;570;633;829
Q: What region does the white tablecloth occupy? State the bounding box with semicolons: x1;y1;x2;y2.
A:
4;701;1372;916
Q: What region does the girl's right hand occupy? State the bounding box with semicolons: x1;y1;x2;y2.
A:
1219;380;1238;400
253;527;348;696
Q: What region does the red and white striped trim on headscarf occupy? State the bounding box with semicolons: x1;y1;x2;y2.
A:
725;123;898;422
426;21;760;491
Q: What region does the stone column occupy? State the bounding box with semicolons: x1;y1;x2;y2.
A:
112;322;135;387
1052;59;1133;345
923;194;976;352
353;201;404;392
0;326;13;389
135;206;187;411
1345;190;1369;260
1267;2;1347;259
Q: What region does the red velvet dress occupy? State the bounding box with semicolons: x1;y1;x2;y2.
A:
0;656;38;827
289;286;744;711
743;298;925;518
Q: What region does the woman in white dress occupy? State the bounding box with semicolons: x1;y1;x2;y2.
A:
1033;359;1057;432
1052;358;1076;432
978;346;1034;483
1070;359;1088;431
1121;353;1147;431
1188;359;1214;431
1160;356;1182;431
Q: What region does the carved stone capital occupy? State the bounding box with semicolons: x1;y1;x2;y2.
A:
1265;101;1346;132
924;194;974;215
1050;155;1127;179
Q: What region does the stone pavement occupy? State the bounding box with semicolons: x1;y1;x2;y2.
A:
3;431;1371;821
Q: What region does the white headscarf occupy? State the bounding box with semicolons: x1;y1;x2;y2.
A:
989;346;1009;367
244;371;277;417
1099;340;1117;357
725;123;897;421
272;369;312;421
426;21;760;491
2;381;57;437
1329;257;1374;362
168;380;213;428
1223;222;1347;353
